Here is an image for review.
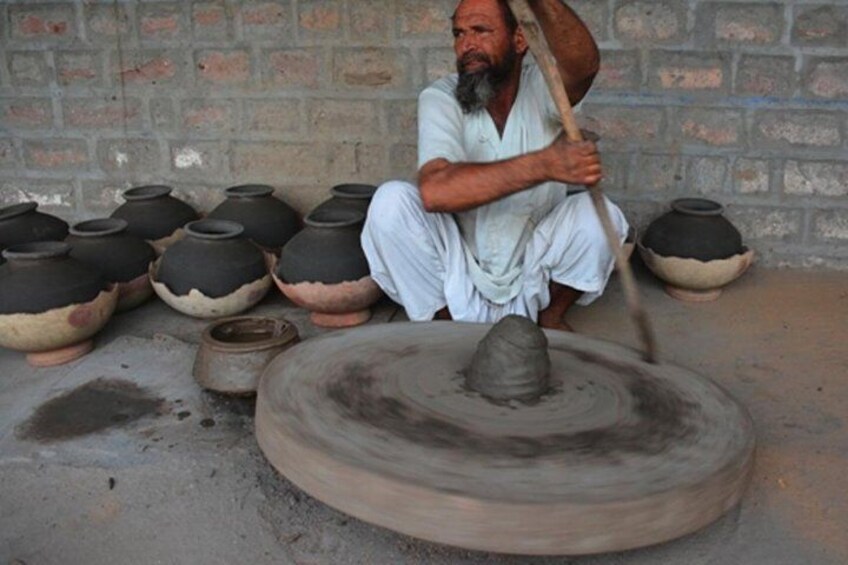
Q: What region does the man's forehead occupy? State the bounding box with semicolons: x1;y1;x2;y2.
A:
452;0;504;25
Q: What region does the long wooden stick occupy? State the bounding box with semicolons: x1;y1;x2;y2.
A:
507;0;658;363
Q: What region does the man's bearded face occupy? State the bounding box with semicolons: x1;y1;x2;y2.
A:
455;44;517;114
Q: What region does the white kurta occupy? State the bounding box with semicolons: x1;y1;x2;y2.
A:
418;61;572;304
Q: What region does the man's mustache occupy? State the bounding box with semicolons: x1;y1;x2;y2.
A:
458;52;492;73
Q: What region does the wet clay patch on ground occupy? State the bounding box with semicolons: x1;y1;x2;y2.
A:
17;378;164;443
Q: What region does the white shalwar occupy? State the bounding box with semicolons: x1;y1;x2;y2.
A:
362;61;628;323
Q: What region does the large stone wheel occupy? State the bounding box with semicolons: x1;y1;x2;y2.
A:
255;322;755;555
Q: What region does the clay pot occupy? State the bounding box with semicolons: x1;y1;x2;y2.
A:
66;218;157;312
0;202;69;264
207;184;301;254
639;198;753;302
150;219;272;319
312;183;378;217
110;185;198;254
274;208;381;327
193;316;299;395
0;242;118;366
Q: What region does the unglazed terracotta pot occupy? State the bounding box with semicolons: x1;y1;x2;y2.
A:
274;208;381;327
312;183;378;218
0;242;118;366
0;202;69;264
207;184;301;254
150;219;271;319
193;316;299;395
67;218;157;312
111;185;198;254
639;198;753;302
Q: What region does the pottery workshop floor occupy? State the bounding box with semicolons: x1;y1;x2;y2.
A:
1;264;845;565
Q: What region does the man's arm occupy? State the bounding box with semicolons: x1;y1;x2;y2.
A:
418;136;601;213
525;0;600;106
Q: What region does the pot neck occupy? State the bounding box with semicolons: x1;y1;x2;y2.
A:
670;198;724;217
2;241;71;267
122;185;173;202
225;184;274;199
304;208;364;229
70;218;128;238
184;219;244;241
0;202;39;221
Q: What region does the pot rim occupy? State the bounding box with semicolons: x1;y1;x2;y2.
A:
201;316;299;353
0;202;39;221
184;219;245;240
2;241;70;261
224;184;274;198
304;207;365;229
671;198;724;217
122;185;173;201
70;218;128;237
330;183;378;200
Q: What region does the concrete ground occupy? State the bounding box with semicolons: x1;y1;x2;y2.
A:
1;263;846;564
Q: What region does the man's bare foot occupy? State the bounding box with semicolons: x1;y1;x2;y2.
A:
538;312;574;332
433;306;452;321
537;283;581;332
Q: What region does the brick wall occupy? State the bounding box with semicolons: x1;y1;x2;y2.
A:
0;0;846;269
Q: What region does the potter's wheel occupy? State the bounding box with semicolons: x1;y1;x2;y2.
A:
255;321;755;555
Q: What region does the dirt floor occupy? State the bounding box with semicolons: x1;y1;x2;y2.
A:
1;262;846;564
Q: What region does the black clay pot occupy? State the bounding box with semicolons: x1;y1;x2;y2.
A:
157;219;268;298
641;198;743;261
111;185;198;242
207;185;301;252
67;218;156;284
312;183;378;217
0;242;107;315
278;208;369;285
0;202;69;250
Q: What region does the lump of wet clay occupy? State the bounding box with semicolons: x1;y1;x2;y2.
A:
466;315;551;402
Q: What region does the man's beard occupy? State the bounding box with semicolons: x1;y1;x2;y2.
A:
454;49;516;114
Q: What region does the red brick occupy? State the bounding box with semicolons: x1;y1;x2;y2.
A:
325;142;388;182
117;51;180;86
792;5;847;47
686;156;728;195
196;50;251;84
80;181;131;216
398;0;453;36
24;139;89;170
264;49;322;88
570;0;609;41
2;99;53;129
333;48;410;89
735;55;795;98
726;207;802;242
242;1;290;36
812;210;848;242
308;99;379;137
424;48;456;84
0;139;19;169
649;52;728;93
0;180;76;214
351;0;392;39
733;159;770;194
676;109;744;146
181;100;236;133
63;99;143;130
192;2;231;39
596;50;642;91
8;52;50;87
139;3;184;40
299;1;342;33
10;4;75;40
97;139;162;175
170;141;226;178
84;3;132;39
56;51;103;87
754;111;842;148
784;161;848;197
232;142;324;179
614;1;684;43
580;105;664;145
629;154;681;193
387;99;418;142
389;144;418;180
151;99;177;132
699;3;784;45
805;59;848;100
243;100;302;133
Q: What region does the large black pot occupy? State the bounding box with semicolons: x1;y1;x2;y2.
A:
67;218;156;284
641;198;743;261
0;202;69;258
207;185;300;252
312;183;378;217
157;219;268;298
111;185;198;242
0;241;107;315
278;208;369;285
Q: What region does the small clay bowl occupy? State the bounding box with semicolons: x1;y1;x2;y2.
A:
193;316;299;395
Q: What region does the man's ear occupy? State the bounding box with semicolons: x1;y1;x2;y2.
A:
514;26;529;56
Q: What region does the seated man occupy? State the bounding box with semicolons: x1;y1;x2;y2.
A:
362;0;628;330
